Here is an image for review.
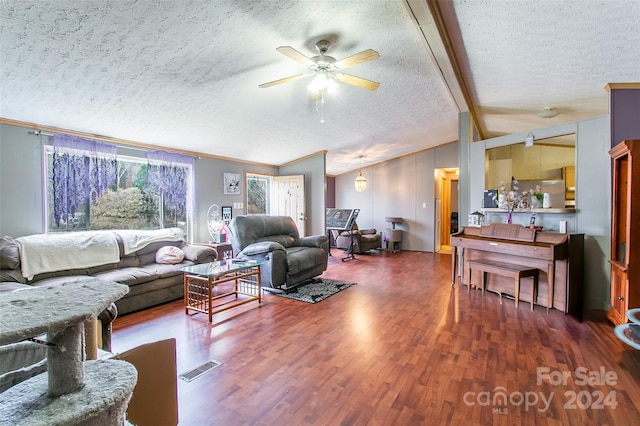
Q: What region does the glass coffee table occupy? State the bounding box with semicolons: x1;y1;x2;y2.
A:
181;259;263;322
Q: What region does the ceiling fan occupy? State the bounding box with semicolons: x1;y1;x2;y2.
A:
258;39;380;92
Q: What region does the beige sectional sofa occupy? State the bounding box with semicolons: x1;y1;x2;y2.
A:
0;228;217;349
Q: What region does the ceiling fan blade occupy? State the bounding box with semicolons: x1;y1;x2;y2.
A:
258;74;308;88
334;49;380;69
276;46;315;67
335;73;380;91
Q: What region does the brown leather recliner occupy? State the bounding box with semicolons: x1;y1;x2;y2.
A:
333;223;382;254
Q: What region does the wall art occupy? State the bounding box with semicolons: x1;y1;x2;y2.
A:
224;173;240;195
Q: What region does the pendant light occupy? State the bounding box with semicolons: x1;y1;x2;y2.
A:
354;156;367;192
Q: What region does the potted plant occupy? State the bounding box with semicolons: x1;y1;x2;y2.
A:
527;185;544;208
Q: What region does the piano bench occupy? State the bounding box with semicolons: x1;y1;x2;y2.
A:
467;259;539;311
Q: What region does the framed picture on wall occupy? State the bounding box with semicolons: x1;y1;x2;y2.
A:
224;173;240;195
221;206;232;225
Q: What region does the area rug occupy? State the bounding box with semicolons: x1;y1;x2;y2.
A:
274;278;355;303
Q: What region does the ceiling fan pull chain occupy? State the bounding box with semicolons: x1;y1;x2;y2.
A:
320;90;325;123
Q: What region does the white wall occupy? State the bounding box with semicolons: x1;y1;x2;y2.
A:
0;124;46;236
335;143;458;252
575;116;611;309
193;158;277;243
279;153;326;236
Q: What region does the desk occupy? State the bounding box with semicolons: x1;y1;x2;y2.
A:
182;260;262;322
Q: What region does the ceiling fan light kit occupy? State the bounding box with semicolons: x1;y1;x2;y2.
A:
307;71;339;93
259;40;380;122
537;107;559;119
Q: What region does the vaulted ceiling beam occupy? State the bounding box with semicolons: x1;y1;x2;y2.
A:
403;0;484;140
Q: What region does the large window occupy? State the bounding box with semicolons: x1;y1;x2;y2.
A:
246;172;272;215
45;145;193;233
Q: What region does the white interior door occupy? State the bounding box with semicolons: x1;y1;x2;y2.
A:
271;175;306;236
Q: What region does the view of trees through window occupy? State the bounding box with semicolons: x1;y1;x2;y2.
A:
46;150;191;233
246;173;272;215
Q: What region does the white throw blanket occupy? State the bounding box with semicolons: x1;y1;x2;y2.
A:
114;228;185;255
16;231;120;279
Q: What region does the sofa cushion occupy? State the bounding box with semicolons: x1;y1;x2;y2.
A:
285;246;326;276
0;270;26;284
86;262;120;275
30;268;93;284
0;236;20;270
137;239;184;255
135;240;184;263
181;245;217;263
141;262;191;279
255;235;296;249
116;255;140;269
29;275;95;288
155;246;185;264
94;267;160;287
228;215;299;254
120;276;181;299
114;239;186;268
243;241;286;256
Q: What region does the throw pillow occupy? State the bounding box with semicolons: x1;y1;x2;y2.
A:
155;246;185;264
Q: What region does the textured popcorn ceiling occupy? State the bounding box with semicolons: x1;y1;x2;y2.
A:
0;1;638;175
441;0;640;138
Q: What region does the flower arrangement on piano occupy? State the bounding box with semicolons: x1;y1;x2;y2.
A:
494;179;527;223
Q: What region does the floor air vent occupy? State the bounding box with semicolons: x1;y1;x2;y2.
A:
179;360;222;382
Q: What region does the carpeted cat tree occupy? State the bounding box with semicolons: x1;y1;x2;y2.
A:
0;279;137;425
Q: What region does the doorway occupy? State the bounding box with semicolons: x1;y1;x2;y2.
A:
245;172;306;236
435;168;458;253
272;175;306;236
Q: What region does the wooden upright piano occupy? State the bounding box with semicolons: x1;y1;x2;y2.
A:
451;223;584;318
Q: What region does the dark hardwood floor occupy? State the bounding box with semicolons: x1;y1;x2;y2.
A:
112;250;640;425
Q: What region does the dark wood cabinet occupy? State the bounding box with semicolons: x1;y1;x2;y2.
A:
608;140;640;325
